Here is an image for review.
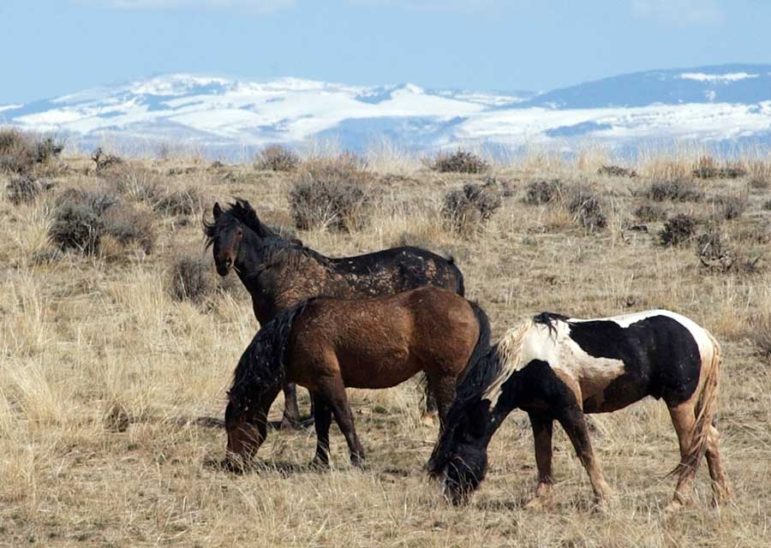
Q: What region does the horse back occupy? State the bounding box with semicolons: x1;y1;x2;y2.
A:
287;287;477;389
529;310;709;412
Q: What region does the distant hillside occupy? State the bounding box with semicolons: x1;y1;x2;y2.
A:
2;64;770;154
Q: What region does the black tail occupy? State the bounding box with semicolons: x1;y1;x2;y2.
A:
427;300;492;477
228;302;306;407
452;261;466;297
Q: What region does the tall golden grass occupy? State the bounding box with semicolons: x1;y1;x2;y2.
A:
0;146;769;545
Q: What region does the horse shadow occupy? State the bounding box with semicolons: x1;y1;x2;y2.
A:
203;457;316;476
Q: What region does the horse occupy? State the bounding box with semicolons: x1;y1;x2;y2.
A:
204;199;465;429
428;309;731;511
224;286;491;469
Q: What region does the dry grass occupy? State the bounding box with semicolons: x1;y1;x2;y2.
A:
1;148;770;546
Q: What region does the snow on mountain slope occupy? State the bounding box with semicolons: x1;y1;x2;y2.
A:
1;65;770;154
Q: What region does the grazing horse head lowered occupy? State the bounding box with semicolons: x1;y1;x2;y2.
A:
224;286;491;470
428;309;730;511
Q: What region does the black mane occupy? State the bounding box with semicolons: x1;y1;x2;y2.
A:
228;302;308;408
203;198;279;248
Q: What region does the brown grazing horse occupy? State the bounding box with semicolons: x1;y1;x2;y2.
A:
225;286;491;468
428;309;730;511
204;199;465;429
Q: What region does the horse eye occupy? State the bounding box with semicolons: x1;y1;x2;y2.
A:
236;227;243;236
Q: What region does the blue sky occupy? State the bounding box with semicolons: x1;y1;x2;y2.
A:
0;0;769;104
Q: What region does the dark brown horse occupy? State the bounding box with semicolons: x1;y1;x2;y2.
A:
204;199;465;428
225;286;490;468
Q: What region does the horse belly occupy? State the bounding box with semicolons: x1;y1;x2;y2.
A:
338;346;417;389
556;343;627;406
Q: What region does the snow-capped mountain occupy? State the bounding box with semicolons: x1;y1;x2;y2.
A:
2;64;770;155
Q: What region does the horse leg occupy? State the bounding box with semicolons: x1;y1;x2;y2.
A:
426;373;457;429
280;382;301;430
666;401;698;510
310;393;333;469
524;412;554;509
557;405;613;506
421;373;439;425
705;423;731;506
318;377;365;467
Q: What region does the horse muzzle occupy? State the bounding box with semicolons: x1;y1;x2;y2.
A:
216;259;232;276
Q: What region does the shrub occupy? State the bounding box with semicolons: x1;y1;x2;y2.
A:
748;315;771;360
430;150;488;174
749;175;769;191
659;214;697;246
763;200;771;211
168;255;214;303
645;179;704;202
101;206;156;254
289;156;372;231
442;178;503;234
598;165;637;178
0;128;35;174
100;163;161;202
565;186;607;232
696;230;734;272
49;197;104;254
711;194;748;220
5;175;54;205
692;156;747;179
91;147;124;172
523;179;562;205
256;144;300;172
152;187;204;216
34;137;64;163
633;203;666;222
49;189;155;255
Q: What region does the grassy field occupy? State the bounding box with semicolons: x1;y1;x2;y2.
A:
1;141;769;546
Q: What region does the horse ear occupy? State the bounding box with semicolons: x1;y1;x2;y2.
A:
213;202;222;219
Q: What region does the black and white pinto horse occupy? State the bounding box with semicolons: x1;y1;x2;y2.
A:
428;309;730;510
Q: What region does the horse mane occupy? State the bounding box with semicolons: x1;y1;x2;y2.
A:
477;320;533;403
203;198;280;248
532;311;569;337
228;302;307;408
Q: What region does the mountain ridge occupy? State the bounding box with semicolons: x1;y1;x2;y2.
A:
2;64;770;154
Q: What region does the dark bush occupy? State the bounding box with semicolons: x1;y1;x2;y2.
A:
749;316;771;360
598;165;637;178
763;200;771;211
34;137;64;163
289;156;372;231
711;194;748;220
659;214;697;246
749;175;769;191
693;156;747;179
168;255;214;303
523;179;562;205
5;175;54;205
633;203;666;222
49;199;104;254
0;128;35;174
645;179;704;202
256;144;300;172
565;186;607;232
442;178;503;234
696;230;734;272
91;147;124;172
102;207;156;254
152;187;204;216
430;150;489;174
49;189;155;255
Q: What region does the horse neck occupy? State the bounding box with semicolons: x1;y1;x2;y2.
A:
235;235;336;321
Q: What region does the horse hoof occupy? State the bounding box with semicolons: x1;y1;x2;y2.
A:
279;418;302;431
309;458;330;471
420;412;438;427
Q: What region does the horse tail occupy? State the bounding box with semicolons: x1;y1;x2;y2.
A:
682;329;721;476
228;301;307;405
466;301;491;374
